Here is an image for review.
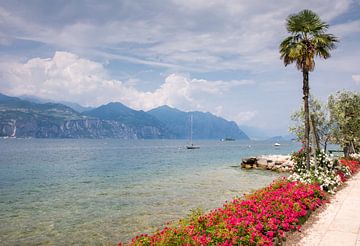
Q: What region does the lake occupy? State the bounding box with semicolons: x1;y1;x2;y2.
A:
0;139;300;244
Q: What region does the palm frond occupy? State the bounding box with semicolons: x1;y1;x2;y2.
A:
280;9;338;71
287;9;328;35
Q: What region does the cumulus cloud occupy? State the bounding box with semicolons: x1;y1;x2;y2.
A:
0;52;251;112
352;74;360;85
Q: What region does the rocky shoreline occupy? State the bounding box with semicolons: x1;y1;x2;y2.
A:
241;155;294;172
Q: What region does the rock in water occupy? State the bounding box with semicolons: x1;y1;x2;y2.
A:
241;155;294;172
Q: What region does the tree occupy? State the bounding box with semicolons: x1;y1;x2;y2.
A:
280;9;338;170
328;91;360;157
289;96;331;152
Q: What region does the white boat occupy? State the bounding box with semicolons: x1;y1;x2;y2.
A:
220;138;235;141
186;115;200;149
186;144;200;150
274;142;281;147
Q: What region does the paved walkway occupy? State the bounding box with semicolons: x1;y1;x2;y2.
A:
295;172;360;246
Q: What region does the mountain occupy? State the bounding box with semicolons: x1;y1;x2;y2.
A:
266;135;295;141
84;102;173;139
0;93;84;120
84;102;157;126
148;105;249;140
0;93;138;138
59;102;93;113
0;93;20;102
19;95;94;112
0;93;249;139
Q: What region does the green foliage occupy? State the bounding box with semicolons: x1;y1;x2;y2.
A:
280;9;338;72
291;148;307;173
328;91;360;154
289;96;331;149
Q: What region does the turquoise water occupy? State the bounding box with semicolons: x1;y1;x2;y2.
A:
0;139;300;245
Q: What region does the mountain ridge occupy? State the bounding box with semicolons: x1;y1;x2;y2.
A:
148;105;249;140
0;93;249;139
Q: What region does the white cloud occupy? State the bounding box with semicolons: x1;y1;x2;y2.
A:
0;0;354;72
330;20;360;38
352;74;360;85
0;52;251;113
233;111;258;124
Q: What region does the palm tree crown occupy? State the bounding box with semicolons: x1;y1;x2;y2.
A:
280;9;338;72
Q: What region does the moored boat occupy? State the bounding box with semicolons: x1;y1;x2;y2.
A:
186;115;200;149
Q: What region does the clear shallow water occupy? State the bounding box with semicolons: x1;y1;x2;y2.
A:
0;139;300;245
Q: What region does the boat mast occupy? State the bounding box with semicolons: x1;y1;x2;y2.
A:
190;114;193;145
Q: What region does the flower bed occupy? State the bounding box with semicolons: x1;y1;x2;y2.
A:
120;179;327;246
340;159;360;174
120;155;360;246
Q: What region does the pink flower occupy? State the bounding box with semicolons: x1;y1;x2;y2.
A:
266;231;274;238
122;179;327;246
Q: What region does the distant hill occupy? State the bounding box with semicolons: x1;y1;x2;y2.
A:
19;95;93;112
0;93;249;139
148;105;249;140
0;93;101;138
0;93;84;121
84;102;157;126
84;102;174;138
0;93;20;102
266;135;295;142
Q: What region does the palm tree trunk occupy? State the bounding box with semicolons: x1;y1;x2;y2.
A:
303;70;311;170
310;114;320;151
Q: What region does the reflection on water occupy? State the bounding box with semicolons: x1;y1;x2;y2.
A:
0;139;300;244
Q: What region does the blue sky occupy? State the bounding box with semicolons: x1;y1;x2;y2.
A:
0;0;359;137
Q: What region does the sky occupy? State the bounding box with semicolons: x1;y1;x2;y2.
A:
0;0;359;137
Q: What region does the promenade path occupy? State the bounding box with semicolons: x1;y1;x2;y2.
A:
295;171;360;245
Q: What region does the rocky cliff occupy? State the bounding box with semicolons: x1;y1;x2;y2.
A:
0;94;165;139
0;118;164;139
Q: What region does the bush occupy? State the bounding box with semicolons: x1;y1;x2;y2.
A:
288;150;343;193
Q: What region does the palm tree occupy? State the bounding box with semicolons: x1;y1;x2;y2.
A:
280;9;338;170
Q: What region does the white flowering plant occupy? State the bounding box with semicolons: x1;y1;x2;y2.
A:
350;153;360;161
288;149;348;193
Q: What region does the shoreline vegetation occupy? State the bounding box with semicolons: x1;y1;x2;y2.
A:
120;152;360;245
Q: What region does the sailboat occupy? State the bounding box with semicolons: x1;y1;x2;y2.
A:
186;115;200;149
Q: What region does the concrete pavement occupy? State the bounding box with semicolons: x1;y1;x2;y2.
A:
294;172;360;246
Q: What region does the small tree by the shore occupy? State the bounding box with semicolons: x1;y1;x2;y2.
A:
329;91;360;157
280;9;338;170
289;95;331;153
